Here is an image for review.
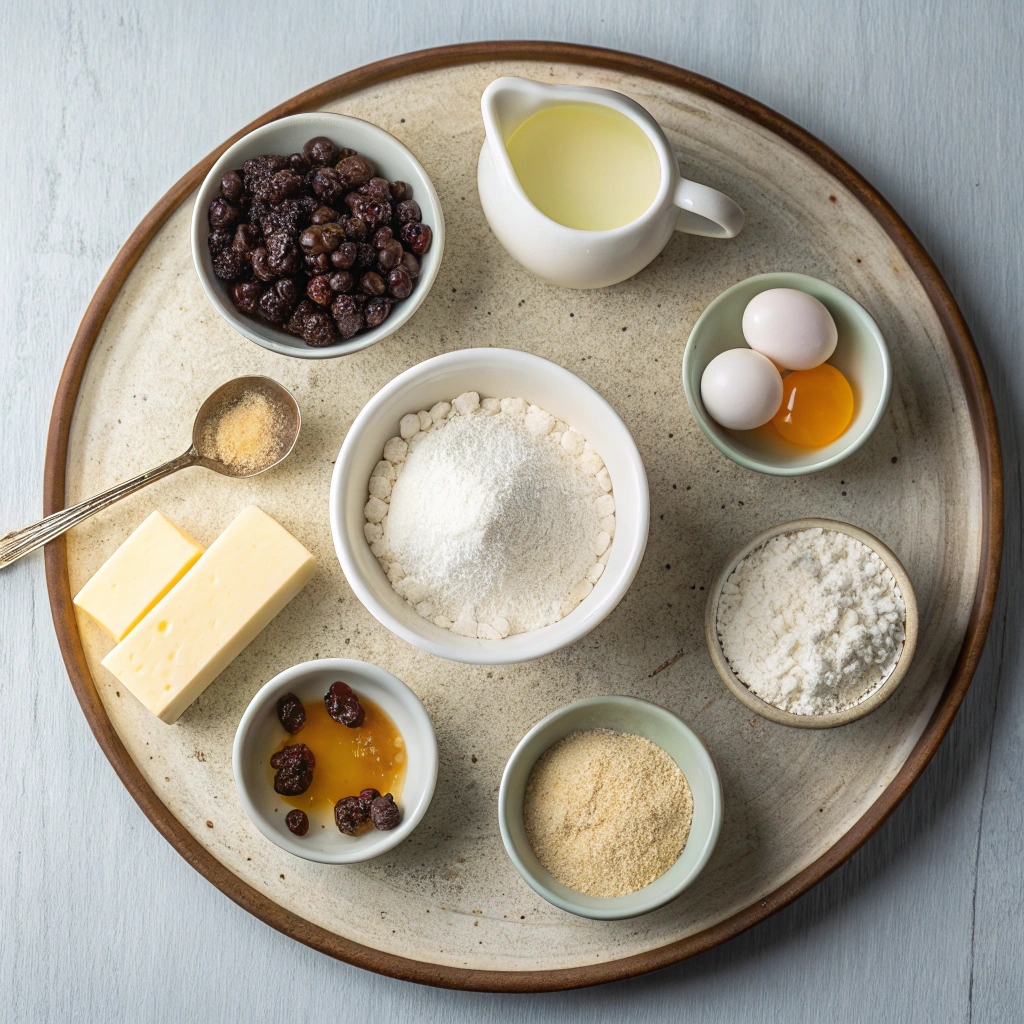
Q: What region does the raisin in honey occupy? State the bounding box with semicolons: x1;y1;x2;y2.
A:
271;693;405;825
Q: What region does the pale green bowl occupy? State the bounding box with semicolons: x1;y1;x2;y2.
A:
682;272;891;475
498;696;723;920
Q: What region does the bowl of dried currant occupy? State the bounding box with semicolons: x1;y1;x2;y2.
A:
192;112;444;358
232;658;438;863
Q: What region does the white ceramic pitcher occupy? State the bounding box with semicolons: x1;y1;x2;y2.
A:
478;77;745;289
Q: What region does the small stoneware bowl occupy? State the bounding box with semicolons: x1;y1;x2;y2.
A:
330;347;650;666
682;273;891;475
191;111;444;359
233;658;437;863
498;696;722;920
706;518;919;728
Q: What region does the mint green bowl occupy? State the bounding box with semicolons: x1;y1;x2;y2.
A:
682;273;891;475
498;696;722;920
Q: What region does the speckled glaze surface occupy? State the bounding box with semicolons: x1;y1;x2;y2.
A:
61;60;982;974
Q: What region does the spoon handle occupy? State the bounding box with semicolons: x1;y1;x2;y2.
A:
0;450;197;570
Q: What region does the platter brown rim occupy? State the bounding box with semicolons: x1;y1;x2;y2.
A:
42;41;1003;993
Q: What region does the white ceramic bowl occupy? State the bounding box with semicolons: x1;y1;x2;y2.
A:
232;658;437;863
330;348;650;665
191;112;444;359
498;696;723;920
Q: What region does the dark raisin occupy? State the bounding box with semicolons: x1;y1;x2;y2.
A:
302;311;336;347
304;252;332;273
230;280;263;315
303;136;339;167
258;287;289;323
355;243;377;269
208;197;239;230
328;271;353;293
212;248;249;281
275;276;299;307
310;205;339;225
231;222;260;254
261;198;304;236
395;199;421;225
266;233;302;275
270;744;315;796
389;181;408;201
358;788;381;810
310;166;345;204
284;298;316;337
306;274;333;306
250;246;275;282
324;680;365;726
342;215;368;242
400;221;432;255
285;809;309;836
207;228;233;255
334;795;368;835
331;243;357;270
369;793;401;831
266;169;304;202
331;294;359;317
386;266;413;299
299;223;344;254
400;251;420;278
377;239;403;271
346;193;391;227
287;152;311;175
335;154;374;189
220;169;244;202
364;296;393;328
335;310;365;340
359;271;386;297
276;692;306;733
359;176;392;203
373;226;394;248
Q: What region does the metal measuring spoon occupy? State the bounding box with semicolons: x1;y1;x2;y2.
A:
0;376;300;570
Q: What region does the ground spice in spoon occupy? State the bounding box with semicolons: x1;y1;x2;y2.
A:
203;390;285;474
524;729;693;898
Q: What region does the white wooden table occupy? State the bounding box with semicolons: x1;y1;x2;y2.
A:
1;3;1020;1020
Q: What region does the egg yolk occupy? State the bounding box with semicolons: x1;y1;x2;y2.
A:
771;364;854;447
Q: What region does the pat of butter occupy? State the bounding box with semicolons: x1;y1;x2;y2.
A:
102;505;315;724
73;511;205;641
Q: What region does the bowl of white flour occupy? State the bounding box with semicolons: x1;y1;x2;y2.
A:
706;519;919;727
330;348;650;664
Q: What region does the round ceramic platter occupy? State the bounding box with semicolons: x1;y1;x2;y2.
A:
44;43;1001;991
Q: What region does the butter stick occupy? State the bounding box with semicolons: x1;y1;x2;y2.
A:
74;511;204;642
102;505;315;724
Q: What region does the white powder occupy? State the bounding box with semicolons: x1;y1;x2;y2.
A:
363;393;614;638
716;527;906;716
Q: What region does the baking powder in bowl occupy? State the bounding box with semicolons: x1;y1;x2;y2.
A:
716;527;906;715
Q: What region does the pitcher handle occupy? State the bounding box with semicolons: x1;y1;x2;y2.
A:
673;177;745;238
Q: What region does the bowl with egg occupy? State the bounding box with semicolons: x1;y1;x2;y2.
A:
706;518;919;728
682;272;891;475
191;111;444;359
330;347;650;665
498;696;723;920
233;658;437;863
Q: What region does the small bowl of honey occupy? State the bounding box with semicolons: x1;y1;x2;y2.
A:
682;272;891;476
233;658;437;863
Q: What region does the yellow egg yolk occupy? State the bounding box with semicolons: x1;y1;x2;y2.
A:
771;364;854;447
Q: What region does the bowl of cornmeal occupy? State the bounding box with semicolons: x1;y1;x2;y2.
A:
498;696;723;920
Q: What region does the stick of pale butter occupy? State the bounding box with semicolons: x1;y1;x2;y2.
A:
74;511;205;642
102;505;315;724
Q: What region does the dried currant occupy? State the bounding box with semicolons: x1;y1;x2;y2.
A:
342;215;368;242
231;222;260;254
287;152;311;175
359;176;392;203
335;154;374;189
377;239;404;272
285;809;309;836
395;199;421;225
400;221;432;255
304;252;332;274
345;194;391;227
302;310;336;347
331;243;357;270
324;680;365;726
358;788;381;811
220;169;244;203
386;266;413;299
400;251;420;278
299;222;344;254
266;169;304;202
270;743;315;796
310;166;345;205
230;280;263;315
389;180;408;201
250;246;275;282
372;225;394;248
207;228;233;255
212;248;249;281
369;793;401;831
303;136;339;167
359;271;386;297
258;287;289;323
355;243;377;269
328;271;353;293
364;296;392;328
208;196;239;230
334;795;368;835
284;298;316;337
276;692;306;734
306;274;334;306
275;276;299;307
310;205;339;225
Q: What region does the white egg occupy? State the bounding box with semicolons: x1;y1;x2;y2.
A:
742;288;838;370
700;348;784;431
